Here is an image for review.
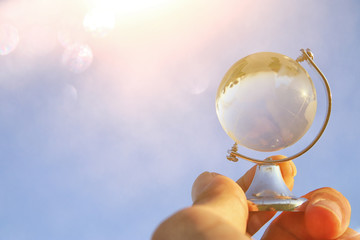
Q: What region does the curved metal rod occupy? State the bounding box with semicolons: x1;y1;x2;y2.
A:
228;48;332;164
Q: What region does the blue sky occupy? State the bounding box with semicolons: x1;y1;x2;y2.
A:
0;0;359;239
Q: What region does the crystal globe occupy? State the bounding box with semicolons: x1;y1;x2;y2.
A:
216;52;317;152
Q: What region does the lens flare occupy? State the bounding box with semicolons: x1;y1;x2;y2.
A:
0;23;19;56
61;43;93;73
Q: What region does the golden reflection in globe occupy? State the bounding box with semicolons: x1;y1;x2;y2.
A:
83;8;115;37
0;24;19;56
61;43;93;73
216;52;317;152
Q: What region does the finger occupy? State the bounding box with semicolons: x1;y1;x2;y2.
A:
304;187;351;239
262;187;352;240
236;155;297;235
338;228;360;239
261;211;310;239
152;172;251;240
192;172;249;233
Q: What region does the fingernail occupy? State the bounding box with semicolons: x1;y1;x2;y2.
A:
191;172;219;202
312;199;342;221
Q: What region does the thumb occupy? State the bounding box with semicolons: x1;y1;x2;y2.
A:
191;172;249;233
152;172;250;240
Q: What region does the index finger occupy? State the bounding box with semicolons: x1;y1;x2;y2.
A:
304;187;351;239
262;187;352;239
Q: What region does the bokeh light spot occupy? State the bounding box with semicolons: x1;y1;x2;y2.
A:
0;23;19;56
188;77;209;95
62;84;79;106
64;84;78;100
61;43;93;73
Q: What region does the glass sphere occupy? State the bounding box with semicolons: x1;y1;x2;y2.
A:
216;52;317;152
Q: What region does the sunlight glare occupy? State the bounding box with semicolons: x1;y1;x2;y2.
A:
88;0;171;17
83;7;115;37
82;0;179;38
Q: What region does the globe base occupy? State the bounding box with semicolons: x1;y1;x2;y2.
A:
245;164;307;211
247;196;307;211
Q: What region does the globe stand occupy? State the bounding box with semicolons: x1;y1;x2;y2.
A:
246;163;307;211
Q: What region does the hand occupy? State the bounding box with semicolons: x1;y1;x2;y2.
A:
152;157;359;240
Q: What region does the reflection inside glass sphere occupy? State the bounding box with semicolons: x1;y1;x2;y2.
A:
216;52;317;152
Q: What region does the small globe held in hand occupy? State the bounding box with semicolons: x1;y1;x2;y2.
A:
216;52;317;152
